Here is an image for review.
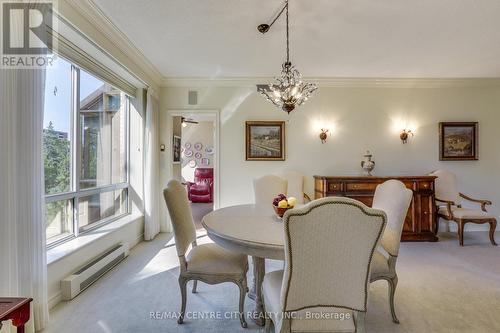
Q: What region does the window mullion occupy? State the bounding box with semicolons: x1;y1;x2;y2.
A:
73;66;81;238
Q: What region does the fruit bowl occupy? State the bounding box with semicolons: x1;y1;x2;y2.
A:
272;193;297;218
273;205;293;218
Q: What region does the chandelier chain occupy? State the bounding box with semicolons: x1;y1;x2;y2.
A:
286;0;290;63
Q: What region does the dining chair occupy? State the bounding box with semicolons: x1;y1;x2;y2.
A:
262;197;387;333
163;180;249;328
253;174;288;206
282;171;311;204
430;169;497;246
370;180;413;324
253;173;311;207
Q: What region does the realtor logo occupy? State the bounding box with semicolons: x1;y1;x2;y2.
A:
1;1;55;68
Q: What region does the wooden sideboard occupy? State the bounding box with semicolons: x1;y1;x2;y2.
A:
314;175;438;242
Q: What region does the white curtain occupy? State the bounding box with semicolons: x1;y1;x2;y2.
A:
143;88;161;240
0;69;49;332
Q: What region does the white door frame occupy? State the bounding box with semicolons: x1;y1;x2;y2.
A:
167;109;221;209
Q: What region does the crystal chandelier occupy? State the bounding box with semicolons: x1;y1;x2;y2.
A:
258;0;317;113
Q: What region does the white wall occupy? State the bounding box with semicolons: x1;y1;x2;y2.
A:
181;121;214;182
160;83;500;230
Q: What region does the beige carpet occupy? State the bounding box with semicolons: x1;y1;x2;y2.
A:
43;231;500;333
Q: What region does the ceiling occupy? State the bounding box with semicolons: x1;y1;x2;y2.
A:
92;0;500;78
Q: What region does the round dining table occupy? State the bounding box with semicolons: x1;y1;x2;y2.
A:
202;204;285;326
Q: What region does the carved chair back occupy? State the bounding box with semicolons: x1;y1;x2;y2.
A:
430;169;460;204
163;180;197;266
253;174;287;207
372;180;413;257
281;197;386;313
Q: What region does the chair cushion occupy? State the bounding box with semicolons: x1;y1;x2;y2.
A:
370;250;390;277
186;243;247;275
438;207;494;219
263;270;356;333
189;183;210;195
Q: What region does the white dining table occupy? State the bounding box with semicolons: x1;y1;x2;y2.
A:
202;204;286;326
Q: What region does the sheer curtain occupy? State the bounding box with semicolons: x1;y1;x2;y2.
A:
0;69;49;332
143;88;162;240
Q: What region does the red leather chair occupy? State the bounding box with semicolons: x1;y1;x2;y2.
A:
186;168;214;203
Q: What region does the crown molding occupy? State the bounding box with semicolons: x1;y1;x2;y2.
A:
162;76;500;88
61;0;163;89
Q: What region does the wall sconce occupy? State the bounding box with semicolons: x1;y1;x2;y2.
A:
319;128;329;144
400;129;414;144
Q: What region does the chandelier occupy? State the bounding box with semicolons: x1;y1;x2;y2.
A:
258;0;317;113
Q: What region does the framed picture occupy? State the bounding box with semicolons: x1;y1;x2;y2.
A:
173;135;182;164
246;121;285;161
439;122;478;161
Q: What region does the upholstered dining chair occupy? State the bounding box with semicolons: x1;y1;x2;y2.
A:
163;180;249;328
253;174;288;206
253;173;311;207
262;197;387;333
282;171;311;205
370;180;413;324
430;169;497;246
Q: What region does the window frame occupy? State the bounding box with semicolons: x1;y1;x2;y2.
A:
45;61;131;249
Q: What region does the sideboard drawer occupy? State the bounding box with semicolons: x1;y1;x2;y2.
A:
418;181;433;191
327;182;342;192
346;182;378;192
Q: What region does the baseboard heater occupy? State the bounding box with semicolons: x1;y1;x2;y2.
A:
61;242;129;300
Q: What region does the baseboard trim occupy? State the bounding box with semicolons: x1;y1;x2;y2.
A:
49;291;62;310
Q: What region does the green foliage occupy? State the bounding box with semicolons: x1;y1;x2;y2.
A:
43;121;70;194
43;122;71;228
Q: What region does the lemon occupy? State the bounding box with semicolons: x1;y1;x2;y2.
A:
278;200;288;208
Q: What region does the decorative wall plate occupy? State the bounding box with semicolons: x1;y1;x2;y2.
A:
188;160;197;168
194;142;203;151
201;158;210;166
195;152;202;159
184;150;193;157
205;146;214;155
185;142;191;149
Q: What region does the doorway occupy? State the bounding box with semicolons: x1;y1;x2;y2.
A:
169;111;219;231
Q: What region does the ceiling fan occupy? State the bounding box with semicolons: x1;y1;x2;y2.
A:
181;117;198;127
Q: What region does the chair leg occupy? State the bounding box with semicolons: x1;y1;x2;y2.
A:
387;276;400;324
264;316;271;333
178;277;188;324
355;312;366;333
237;279;248;328
192;280;198;293
458;220;465;246
489;220;497;246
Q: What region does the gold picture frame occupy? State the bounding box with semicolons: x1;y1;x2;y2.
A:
245;121;285;161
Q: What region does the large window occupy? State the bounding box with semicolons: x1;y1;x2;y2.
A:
43;57;130;246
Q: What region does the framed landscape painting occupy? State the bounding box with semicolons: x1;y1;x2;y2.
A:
439;122;478;161
246;121;285;161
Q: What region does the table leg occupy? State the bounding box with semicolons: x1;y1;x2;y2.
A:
10;303;30;333
250;256;266;326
